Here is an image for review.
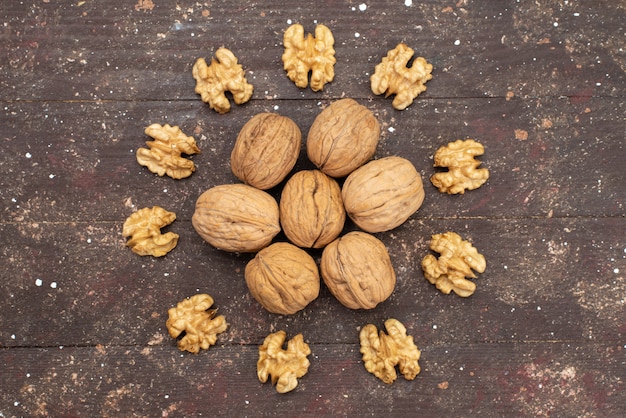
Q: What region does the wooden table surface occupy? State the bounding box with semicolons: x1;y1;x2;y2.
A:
1;1;625;416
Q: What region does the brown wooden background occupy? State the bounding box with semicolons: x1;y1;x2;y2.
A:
1;0;624;416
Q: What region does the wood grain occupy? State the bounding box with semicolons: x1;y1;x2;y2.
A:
1;0;624;416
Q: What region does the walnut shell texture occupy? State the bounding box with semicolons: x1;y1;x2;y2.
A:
342;156;425;233
321;231;396;309
192;183;280;253
245;242;320;315
231;113;302;190
280;170;345;249
306;98;380;178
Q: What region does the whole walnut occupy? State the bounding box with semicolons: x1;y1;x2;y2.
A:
342;156;425;233
307;98;380;178
320;231;396;309
280;170;345;249
231;113;302;190
245;242;320;315
192;183;280;253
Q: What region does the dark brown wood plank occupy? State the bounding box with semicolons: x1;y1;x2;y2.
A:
2;216;624;348
1;96;624;224
1;342;624;417
1;1;624;101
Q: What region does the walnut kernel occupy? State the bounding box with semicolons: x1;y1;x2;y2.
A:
342;156;424;233
321;231;396;309
360;318;421;384
245;242;320;315
257;331;311;393
122;206;178;257
430;139;489;194
231;113;301;190
166;294;228;354
422;231;486;297
136;124;200;179
192;47;253;114
280;170;345;248
192;184;280;253
307;98;380;178
371;43;433;110
282;23;336;91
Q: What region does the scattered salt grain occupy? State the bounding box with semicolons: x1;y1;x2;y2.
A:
355;32;360;38
359;3;367;11
405;0;413;6
50;282;57;289
35;279;43;286
25;152;32;158
454;39;461;46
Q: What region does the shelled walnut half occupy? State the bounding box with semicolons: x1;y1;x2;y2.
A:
421;231;486;297
192;47;253;114
360;318;421;384
257;331;311;393
136;124;200;179
430;139;489;194
282;23;336;91
166;294;228;354
371;43;433;110
122;206;178;257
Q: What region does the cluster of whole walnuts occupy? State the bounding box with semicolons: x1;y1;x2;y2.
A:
191;97;424;313
122;22;491;390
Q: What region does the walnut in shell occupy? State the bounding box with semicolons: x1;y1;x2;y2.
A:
279;170;345;249
245;242;320;315
321;231;396;309
231;113;301;190
192;183;280;253
342;156;425;233
307;98;380;178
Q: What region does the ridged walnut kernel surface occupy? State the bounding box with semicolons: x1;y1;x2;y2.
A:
280;170;345;248
431;139;489;194
122;206;178;257
192;47;253;114
342;156;424;233
422;231;487;297
136;124;200;179
192;184;280;253
360;318;421;384
257;331;311;393
321;231;396;309
282;23;336;91
166;294;228;354
371;43;433;110
307;98;380;178
231;113;301;190
245;242;320;315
